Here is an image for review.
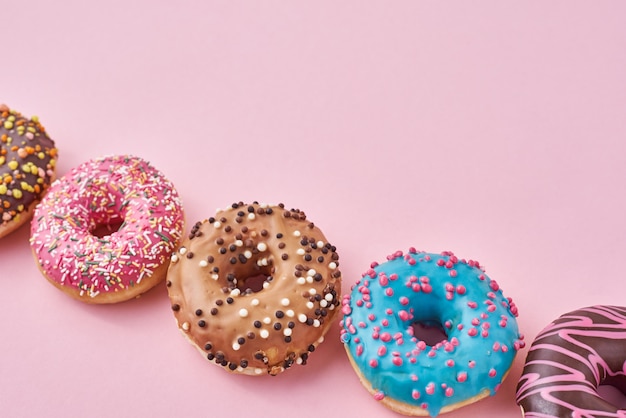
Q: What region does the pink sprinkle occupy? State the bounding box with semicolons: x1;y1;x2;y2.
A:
412;390;421;399
445;387;454;397
366;302;372;308
411;374;418;381
444;343;454;352
499;320;507;327
450;337;460;346
445;283;454;292
493;342;500;351
368;314;376;321
422;284;432;293
408;247;417;254
449;269;457;278
456;285;466;294
407;257;416;265
349;325;356;334
356;300;363;307
468;328;478;337
379;275;388;286
398;310;410;321
457;324;464;330
478;274;486;281
374;391;385;401
471;318;480;326
342;306;352;315
489;368;497;378
399;296;409;306
502;345;509;352
467;301;478;309
490;280;499;291
385;288;394;297
444;320;452;329
446;292;454;300
417;341;427;350
412;283;421;292
446;359;455;367
356;345;364;356
481;330;489;338
380;332;392;342
427;350;436;358
457;371;467;382
358;321;367;328
487;291;496;299
425;383;435;395
488;305;497;313
445;260;453;269
392;357;403;366
389;273;398;281
385;308;393;315
377;346;387;356
369;359;378;368
409;275;418;283
437;259;445;266
382;319;389;326
469;360;476;368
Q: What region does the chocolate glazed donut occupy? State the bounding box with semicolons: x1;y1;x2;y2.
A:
516;306;626;417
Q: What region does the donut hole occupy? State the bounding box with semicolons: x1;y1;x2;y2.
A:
235;267;273;294
409;320;448;346
598;375;626;408
90;220;124;238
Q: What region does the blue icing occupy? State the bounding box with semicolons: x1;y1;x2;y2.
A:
341;250;522;417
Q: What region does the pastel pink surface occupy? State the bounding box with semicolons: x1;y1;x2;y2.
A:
2;2;626;417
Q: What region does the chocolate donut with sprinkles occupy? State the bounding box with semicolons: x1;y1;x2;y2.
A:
30;155;184;303
340;249;523;417
0;104;57;238
166;202;341;376
516;305;626;417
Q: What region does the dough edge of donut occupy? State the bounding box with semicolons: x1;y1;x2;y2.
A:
344;345;499;416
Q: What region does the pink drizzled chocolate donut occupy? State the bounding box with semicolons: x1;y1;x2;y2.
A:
30;155;184;303
516;305;626;417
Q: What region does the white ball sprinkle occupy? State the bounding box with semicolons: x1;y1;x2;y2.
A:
306;301;314;309
320;300;328;308
251;298;260;306
213;221;222;228
298;314;307;323
260;329;269;339
325;293;334;301
280;298;290;306
248;213;256;220
239;308;249;318
211;274;219;280
199;260;208;267
328;262;337;270
232;343;241;351
317;240;324;248
296;277;306;285
286;309;294;317
244;250;252;259
257;242;267;252
171;254;179;263
230;288;241;297
235;240;243;247
293;230;301;237
263;317;271;324
179;247;187;255
309;288;317;295
296;248;305;255
307;269;316;276
283;328;292;337
313;319;321;327
182;322;190;331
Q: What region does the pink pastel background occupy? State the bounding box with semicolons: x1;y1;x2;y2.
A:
2;2;626;417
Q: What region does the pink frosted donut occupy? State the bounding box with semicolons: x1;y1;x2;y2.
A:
30;155;184;303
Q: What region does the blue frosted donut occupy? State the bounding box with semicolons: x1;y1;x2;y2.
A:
340;249;524;417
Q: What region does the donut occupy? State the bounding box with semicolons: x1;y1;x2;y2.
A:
166;202;342;376
516;305;626;417
0;104;57;238
29;155;184;304
340;249;524;417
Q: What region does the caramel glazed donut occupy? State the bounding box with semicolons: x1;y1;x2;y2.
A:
516;306;626;417
166;202;342;376
0;104;57;238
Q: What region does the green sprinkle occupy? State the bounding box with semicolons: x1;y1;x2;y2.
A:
155;231;170;242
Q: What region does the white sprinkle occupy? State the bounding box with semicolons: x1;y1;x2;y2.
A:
235;240;243;247
286;309;294;317
232;343;241;351
230;288;241;297
293;230;301;237
199;260;208;267
296;248;305;255
257;242;267;252
239;308;249;318
213;221;221;228
317;336;325;343
281;298;290;306
179;247;187;255
317;240;324;248
320;300;328;308
182;322;190;331
328;304;335;310
296;357;303;365
309;288;317;295
298;314;307;323
254;368;263;375
283;328;292;337
313;319;321;328
171;254;179;263
244;250;252;259
306;276;314;283
325;293;334;301
262;281;270;289
329;262;337;270
306;301;314;309
296;277;306;285
263;317;271;324
251;298;260;306
211;274;219;280
260;329;269;339
248;213;256;220
307;269;316;276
